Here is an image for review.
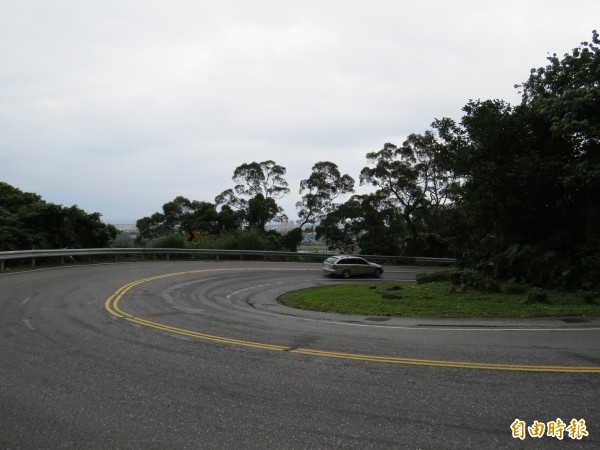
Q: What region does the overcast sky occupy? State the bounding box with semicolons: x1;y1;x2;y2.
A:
1;1;598;224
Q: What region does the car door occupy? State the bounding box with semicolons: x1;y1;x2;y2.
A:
350;258;370;275
336;258;351;275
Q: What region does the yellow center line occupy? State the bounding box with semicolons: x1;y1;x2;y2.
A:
104;269;600;373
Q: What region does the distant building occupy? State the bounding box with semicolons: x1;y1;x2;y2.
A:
265;220;301;233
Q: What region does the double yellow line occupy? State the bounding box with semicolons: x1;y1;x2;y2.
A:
104;269;600;373
104;269;287;351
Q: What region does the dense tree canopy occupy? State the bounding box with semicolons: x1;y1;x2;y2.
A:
519;30;600;246
428;31;600;286
315;193;404;255
136;196;241;241
0;182;117;250
359;131;457;240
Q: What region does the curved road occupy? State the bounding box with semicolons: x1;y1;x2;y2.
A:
1;261;598;448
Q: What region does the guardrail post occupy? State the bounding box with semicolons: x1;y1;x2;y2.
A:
31;257;35;267
0;260;4;272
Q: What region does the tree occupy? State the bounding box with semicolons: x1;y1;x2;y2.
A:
518;30;600;245
0;182;116;250
432;100;542;246
62;207;118;248
435;99;576;257
136;196;240;241
518;30;599;144
296;161;355;229
137;196;192;240
279;227;303;252
359;132;456;240
316;194;404;255
430;32;600;287
215;205;243;233
215;160;289;230
245;194;281;231
136;212;168;241
233;160;290;199
161;196;194;233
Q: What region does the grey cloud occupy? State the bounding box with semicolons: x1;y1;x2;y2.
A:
1;0;598;222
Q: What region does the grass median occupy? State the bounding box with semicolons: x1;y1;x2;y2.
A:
278;281;600;318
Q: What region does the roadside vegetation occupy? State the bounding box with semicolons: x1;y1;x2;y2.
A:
118;32;600;294
2;32;599;298
0;182;117;251
279;270;600;318
118;228;303;253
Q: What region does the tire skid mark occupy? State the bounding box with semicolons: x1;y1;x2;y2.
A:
104;268;600;373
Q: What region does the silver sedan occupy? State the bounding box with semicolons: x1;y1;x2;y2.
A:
322;255;384;279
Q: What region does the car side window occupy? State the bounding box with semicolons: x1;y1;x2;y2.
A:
338;258;349;265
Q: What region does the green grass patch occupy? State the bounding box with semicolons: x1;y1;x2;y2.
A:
278;282;600;318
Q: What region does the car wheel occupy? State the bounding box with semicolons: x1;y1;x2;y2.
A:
341;269;351;279
373;268;382;278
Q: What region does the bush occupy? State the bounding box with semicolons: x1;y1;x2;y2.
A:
579;241;600;289
280;227;303;252
416;269;500;292
416;271;450;284
579;290;599;305
502;281;527;294
148;233;185;248
525;287;549;304
200;229;277;251
493;244;572;288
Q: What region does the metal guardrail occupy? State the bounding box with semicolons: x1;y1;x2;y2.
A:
0;248;455;271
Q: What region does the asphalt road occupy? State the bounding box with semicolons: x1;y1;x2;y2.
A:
1;260;598;449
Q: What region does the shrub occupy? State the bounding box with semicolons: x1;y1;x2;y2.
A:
233;230;273;250
416;271;450;284
416;269;500;292
525;287;549;304
149;233;185;248
493;244;573;288
579;241;600;289
280;227;303;252
200;229;277;251
502;281;527;294
448;271;463;286
579;290;599;305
